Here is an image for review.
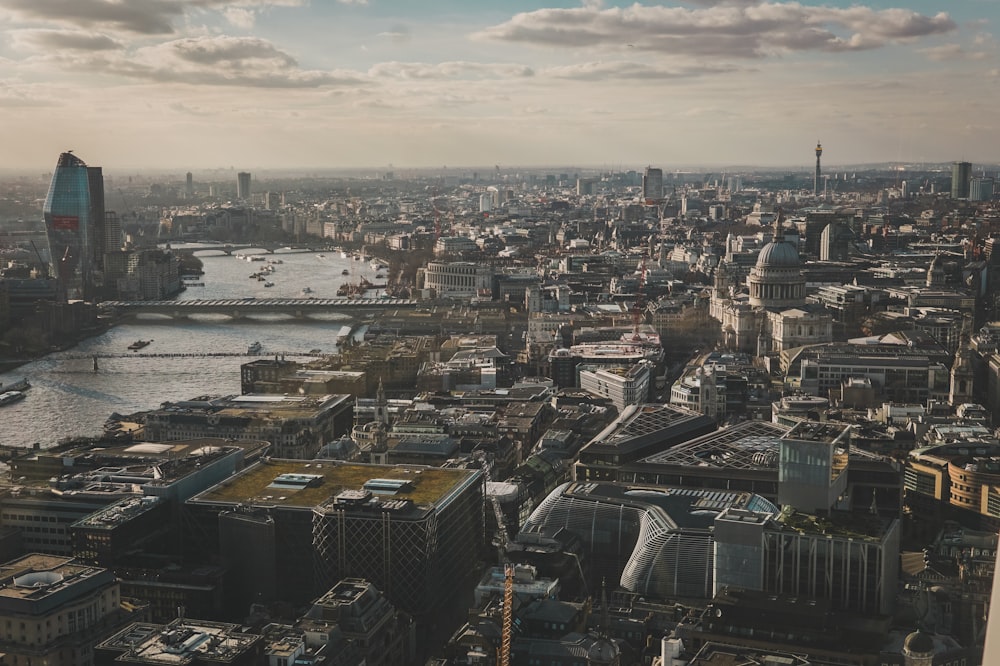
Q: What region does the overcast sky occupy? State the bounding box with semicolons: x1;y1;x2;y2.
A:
0;0;993;171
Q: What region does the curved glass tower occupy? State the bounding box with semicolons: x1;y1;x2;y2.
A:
43;152;92;300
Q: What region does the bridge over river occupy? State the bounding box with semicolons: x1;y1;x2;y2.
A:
99;297;420;320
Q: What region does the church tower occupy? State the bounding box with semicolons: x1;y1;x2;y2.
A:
374;377;388;426
949;328;975;407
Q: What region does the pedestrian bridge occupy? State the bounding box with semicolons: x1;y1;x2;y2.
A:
99;298;420;319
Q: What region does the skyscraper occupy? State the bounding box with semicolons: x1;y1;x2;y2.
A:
237;171;251;200
642;166;663;203
86;165;106;272
951;161;972;199
43;151;95;300
185;171;194;198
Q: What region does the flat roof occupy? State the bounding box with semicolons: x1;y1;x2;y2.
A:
98;619;259;665
785;421;850;444
583;403;714;456
641;420;790;470
191;459;478;510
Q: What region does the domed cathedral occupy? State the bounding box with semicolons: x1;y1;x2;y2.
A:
748;231;806;308
710;210;833;354
927;252;948;288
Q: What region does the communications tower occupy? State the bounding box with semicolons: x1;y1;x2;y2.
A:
814;140;823;197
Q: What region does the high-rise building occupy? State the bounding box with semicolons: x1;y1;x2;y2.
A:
970;176;994;202
642;166;663;203
86;166;105;273
237;171;252;200
43;151;96;300
951;161;972;199
185;171;194;198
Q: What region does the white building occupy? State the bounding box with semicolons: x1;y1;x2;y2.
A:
578;361;653;409
419;261;494;299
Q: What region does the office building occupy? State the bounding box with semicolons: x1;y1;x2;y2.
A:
419;261;494;298
0;553;141;666
236;171;251;200
970;176;994;202
951;161;971;199
300;578;416;666
95;618;262;666
520;480;899;615
143;393;354;459
43;151;96;300
777;422;850;514
577;361;652;409
642;167;663;203
185;171;194;198
574;403;716;481
185;460;482;619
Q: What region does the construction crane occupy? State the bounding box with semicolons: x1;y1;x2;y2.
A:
500;563;514;666
478;453;509;562
29;240;49;277
631;252;648;341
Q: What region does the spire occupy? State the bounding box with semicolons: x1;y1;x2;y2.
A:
773;206;785;241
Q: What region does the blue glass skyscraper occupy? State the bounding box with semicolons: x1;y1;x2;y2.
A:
43;152;92;300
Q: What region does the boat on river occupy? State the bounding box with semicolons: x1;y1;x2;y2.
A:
0;378;29;392
247;341;263;355
0;391;25;407
128;340;152;351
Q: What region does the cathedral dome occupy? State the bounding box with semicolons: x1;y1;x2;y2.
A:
756;241;799;268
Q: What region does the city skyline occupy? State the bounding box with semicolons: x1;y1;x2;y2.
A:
0;0;995;170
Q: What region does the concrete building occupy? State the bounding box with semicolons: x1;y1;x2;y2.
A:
418;261;494;299
0;553;141;666
577;361;652;409
951;161;971;199
143;394;354;459
95;618;262;666
299;578;415;666
236;172;251;200
575;403;716;482
185;460;482;621
521;479;899;615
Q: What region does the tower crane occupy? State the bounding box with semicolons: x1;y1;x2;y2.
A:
476;453;515;665
500;563;514;666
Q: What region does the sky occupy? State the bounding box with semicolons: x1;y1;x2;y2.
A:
0;0;995;171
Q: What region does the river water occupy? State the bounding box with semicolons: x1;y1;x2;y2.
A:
0;246;385;448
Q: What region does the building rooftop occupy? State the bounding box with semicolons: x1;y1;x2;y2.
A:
784;421;850;445
583;403;715;457
0;554;115;611
642;420;790;470
153;393;351;421
73;495;165;530
192;459;478;510
776;506;890;541
98;619;259;665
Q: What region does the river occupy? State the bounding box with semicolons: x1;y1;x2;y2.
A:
0;246;385;449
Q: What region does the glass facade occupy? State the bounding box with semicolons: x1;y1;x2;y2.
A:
43;152;92;300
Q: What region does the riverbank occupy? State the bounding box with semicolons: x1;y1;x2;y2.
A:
0;319;114;373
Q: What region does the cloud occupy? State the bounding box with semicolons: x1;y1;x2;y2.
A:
473;2;956;59
11;29;123;52
368;61;534;80
0;0;305;35
223;8;257;30
41;35;365;88
919;44;989;61
543;60;743;80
